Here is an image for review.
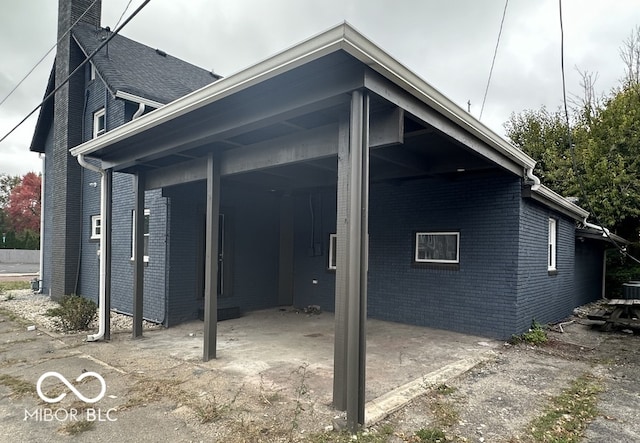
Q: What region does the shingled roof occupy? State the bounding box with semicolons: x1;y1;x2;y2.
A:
73;22;221;105
30;23;220;152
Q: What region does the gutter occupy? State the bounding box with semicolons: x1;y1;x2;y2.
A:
77;154;108;342
37;154;45;293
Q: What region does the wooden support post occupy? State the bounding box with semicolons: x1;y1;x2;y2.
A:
132;172;145;339
333;116;351;411
103;168;112;340
203;153;221;362
333;90;370;432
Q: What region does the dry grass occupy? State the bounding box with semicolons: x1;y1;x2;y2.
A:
0;374;36;398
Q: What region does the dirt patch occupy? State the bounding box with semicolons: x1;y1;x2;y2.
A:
1;290;639;442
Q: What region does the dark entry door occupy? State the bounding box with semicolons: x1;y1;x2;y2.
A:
198;210;233;299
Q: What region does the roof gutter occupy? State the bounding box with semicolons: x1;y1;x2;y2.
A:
77;154;108;342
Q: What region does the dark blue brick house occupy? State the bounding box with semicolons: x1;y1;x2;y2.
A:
31;2;622;418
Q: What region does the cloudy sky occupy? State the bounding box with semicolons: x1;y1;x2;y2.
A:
1;0;639;176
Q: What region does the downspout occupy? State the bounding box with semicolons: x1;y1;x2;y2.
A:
526;167;541;191
132;103;145;119
77;154;107;342
37;154;45;293
582;218;610;237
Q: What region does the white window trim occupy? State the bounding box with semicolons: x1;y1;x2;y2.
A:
93;108;105;138
414;231;460;264
548;218;557;271
131;208;150;263
90;63;96;81
328;233;337;270
90;215;101;240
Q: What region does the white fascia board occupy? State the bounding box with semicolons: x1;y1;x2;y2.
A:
114;91;164;109
70;24;349;158
531;184;589;220
337;25;536;171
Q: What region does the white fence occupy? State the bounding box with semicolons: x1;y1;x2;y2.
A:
0;249;40;264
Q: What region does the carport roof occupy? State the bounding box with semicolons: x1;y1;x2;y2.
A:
69;22;589;221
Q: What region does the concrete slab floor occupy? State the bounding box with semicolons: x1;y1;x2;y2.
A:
118;308;500;412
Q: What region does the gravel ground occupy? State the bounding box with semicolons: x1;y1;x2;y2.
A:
0;289;160;333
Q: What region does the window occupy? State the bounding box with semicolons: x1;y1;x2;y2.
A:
131;209;150;262
89;63;96;81
548;218;557;271
414;232;459;264
93;108;105;138
90;215;101;240
328;234;337;270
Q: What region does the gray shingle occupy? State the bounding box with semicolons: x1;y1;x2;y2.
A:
72;23;220;105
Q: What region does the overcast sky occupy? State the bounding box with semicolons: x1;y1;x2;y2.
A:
1;0;639;176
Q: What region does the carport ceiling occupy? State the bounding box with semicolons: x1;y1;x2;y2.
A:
221;110;498;192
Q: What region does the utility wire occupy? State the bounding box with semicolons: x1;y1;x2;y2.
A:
558;0;640;265
480;0;509;120
114;0;134;29
0;0;100;109
0;0;152;144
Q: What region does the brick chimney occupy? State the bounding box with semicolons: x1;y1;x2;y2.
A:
50;0;102;300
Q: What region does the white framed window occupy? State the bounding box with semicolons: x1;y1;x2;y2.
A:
131;208;150;262
414;232;460;264
548;218;557;271
89;63;96;81
328;233;337;270
90;215;101;240
93;108;105;138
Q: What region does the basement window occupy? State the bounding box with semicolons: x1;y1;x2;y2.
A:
131;208;150;262
90;215;101;240
328;234;337;270
414;232;459;264
93;108;105;138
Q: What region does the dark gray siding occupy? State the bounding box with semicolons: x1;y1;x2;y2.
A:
574;239;604;306
163;183;280;325
292;189;337;310
515;199;576;333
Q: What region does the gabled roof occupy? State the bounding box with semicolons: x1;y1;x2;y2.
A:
72;23;221;106
29;23;220;153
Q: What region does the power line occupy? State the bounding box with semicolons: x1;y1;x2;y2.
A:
0;0;100;109
114;0;134;29
480;0;509;120
558;0;640;265
0;0;152;145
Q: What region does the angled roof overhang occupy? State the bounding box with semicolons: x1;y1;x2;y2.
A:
69;22;588;221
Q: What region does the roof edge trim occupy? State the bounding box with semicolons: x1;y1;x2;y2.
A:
526;184;590;220
114;91;164;108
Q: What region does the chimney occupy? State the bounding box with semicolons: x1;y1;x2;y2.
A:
49;0;102;300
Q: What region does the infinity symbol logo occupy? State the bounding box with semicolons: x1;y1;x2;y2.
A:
36;371;107;404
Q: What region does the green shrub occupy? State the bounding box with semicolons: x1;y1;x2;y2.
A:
45;294;97;331
510;320;548;345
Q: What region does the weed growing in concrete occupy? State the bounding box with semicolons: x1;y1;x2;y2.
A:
306;425;394;443
45;294;97;331
289;363;311;439
510;320;548;346
523;373;602;443
0;374;36;398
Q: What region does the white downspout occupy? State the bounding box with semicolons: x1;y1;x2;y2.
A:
37;154;45;293
132;103;145;119
582;218;610;237
526;167;541;191
77;154;107;342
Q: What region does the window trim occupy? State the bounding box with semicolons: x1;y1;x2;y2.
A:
90;215;101;240
328;233;337;270
93;108;105;138
548;218;557;272
131;208;150;263
89;63;96;81
414;231;460;264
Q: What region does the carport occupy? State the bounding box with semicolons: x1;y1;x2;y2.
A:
70;23;535;428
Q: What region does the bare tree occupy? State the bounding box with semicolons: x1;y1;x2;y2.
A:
620;26;640;86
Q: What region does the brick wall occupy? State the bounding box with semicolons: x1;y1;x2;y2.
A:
515;199;576;333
